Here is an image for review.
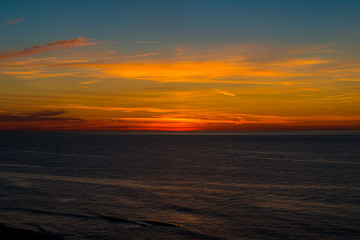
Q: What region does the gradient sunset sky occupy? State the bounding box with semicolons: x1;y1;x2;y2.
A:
1;0;360;131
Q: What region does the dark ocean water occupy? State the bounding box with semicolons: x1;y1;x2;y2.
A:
0;131;359;240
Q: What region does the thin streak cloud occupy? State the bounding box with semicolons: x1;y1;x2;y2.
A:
1;18;25;26
350;31;360;35
0;37;96;60
137;41;160;43
131;52;160;58
176;46;185;55
0;110;81;122
214;89;237;97
42;104;183;113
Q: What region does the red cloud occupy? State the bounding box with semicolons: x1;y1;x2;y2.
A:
0;37;96;60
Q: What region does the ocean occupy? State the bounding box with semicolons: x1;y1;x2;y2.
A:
0;131;359;240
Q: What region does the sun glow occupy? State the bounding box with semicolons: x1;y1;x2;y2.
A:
1;2;360;131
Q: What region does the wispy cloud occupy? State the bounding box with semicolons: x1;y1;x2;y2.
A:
79;80;99;85
294;93;360;103
1;57;338;83
301;88;322;92
0;70;84;79
131;52;160;58
0;37;96;60
176;45;185;55
1;18;25;26
0;110;85;131
1;107;359;131
0;110;80;122
0;42;357;86
282;44;340;54
350;31;360;35
152;112;360;130
137;41;160;43
42;104;188;113
338;78;360;82
97;60;301;82
214;89;236;97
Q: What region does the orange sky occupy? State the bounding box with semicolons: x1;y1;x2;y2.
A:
1;1;360;131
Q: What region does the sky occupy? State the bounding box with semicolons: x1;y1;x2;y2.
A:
1;0;360;131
